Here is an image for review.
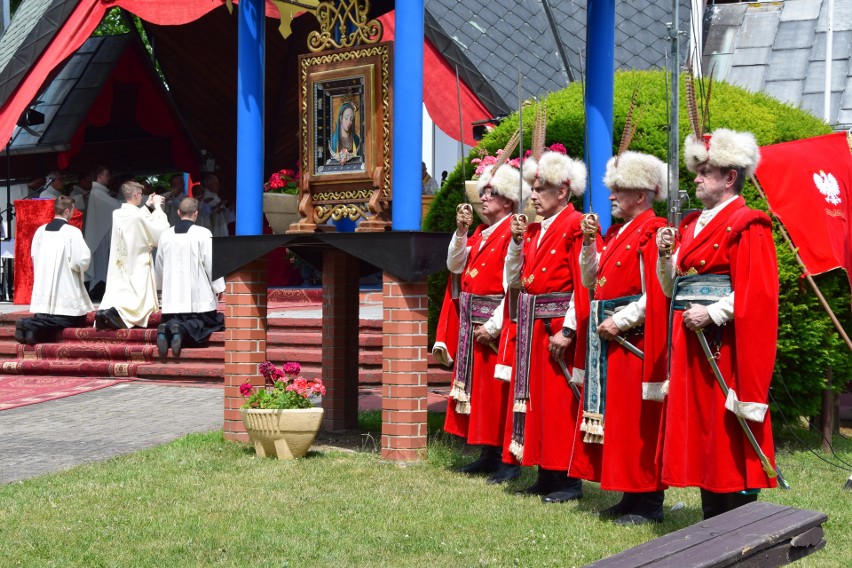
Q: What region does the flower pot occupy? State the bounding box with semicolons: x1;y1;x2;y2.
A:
240;407;324;460
263;193;301;235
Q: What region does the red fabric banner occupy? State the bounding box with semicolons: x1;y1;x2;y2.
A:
378;12;491;147
755;132;852;285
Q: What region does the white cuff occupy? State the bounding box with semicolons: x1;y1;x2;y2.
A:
431;343;453;367
725;388;768;423
494;364;512;382
642;381;668;401
571;367;585;385
482;319;500;338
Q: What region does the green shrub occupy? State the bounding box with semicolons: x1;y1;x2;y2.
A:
424;69;849;421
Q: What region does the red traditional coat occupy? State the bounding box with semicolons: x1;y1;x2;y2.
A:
443;218;513;446
502;204;602;476
662;196;779;492
590;209;668;492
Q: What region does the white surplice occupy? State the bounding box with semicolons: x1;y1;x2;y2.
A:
99;203;169;327
30;221;94;316
155;222;225;314
83;181;119;285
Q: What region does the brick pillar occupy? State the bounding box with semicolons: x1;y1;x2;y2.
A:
321;250;360;431
381;272;428;461
223;258;268;442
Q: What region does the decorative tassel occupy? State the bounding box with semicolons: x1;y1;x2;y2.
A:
513;400;527;413
455;400;471;415
509;439;524;461
581;412;605;444
449;381;468;402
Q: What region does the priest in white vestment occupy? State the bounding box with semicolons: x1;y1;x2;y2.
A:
96;181;169;330
16;196;93;345
154;197;225;357
83;166;119;290
195;173;230;237
38;171;65;199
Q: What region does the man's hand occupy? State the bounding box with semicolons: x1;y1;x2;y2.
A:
510;214;528;243
580;213;598;245
473;325;493;345
596;316;621;340
549;332;572;362
456;204;473;234
657;227;676;254
148;194;165;209
682;304;712;330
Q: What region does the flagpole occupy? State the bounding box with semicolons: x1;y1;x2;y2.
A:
752;175;852;352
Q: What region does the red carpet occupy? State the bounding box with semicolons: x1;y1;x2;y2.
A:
0;376;130;410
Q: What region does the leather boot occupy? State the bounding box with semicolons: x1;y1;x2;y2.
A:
614;491;664;525
542;474;582;503
515;467;558;496
486;463;521;485
701;489;758;520
600;492;642;518
454;445;502;475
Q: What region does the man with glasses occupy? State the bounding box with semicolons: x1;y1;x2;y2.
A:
96;181;168;330
440;163;529;485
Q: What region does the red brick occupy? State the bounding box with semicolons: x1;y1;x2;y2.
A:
380;447;427;461
225;329;267;340
382;397;423;411
381;423;425;437
381;436;427;449
387;385;428;398
384;410;428;424
385;360;427;373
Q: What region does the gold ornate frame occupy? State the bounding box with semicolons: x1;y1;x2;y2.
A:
289;42;393;233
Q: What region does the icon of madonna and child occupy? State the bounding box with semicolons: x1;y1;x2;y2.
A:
326;100;364;168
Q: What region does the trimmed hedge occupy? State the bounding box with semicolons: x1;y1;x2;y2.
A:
424;70;850;421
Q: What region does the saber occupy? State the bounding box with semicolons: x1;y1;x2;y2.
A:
611;335;644;359
558;359;582;402
693;327;790;489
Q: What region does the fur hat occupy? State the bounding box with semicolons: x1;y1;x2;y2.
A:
603;151;669;202
683;128;761;178
522;151;587;197
481;163;530;205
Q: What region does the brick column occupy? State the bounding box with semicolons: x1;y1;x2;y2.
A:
223;258;268;442
321;250;360;431
381;272;428;461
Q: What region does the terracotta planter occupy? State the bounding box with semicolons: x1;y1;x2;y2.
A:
262;193;300;234
240;407;324;460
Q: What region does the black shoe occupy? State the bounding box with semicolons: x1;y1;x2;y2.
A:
542;476;582;504
613;513;662;526
515;468;558;496
24;329;38;346
94;310;108;330
14;320;26;344
454;445;502;475
169;322;183;358
600;493;642;519
103;308;126;330
486;464;521;485
156;324;170;358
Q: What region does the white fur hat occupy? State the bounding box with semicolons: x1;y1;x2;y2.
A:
603;151;669;202
476;165;496;194
522;151;587;197
482;163;531;205
683;128;761;178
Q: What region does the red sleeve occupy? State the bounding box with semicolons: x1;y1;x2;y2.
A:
730;212;778;404
639;217;670;388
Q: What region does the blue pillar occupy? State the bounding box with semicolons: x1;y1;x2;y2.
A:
391;0;424;231
236;0;265;236
585;0;615;232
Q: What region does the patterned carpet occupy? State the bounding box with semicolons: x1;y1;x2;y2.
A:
0;376;130;410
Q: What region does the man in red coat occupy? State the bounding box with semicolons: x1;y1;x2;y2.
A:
503;149;602;503
440;163;530;484
657;128;779;519
579;151;669;525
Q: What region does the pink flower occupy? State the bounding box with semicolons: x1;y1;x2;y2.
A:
239;382;254;397
310;380;326;396
258;361;276;377
283;362;301;376
549;142;567;154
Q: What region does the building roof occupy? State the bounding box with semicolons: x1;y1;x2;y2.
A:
704;0;852;128
424;0;692;116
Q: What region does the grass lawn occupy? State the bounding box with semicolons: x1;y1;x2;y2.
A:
0;412;849;567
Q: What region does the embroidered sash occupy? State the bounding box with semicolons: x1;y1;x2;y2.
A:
448;292;503;414
582;295;642;444
509;291;572;461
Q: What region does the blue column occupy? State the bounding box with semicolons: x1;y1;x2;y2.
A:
585;0;615;232
236;0;265;236
391;0;424;231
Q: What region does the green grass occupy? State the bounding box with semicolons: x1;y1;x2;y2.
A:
0;415;849;567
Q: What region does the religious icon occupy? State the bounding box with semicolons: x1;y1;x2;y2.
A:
314;79;366;174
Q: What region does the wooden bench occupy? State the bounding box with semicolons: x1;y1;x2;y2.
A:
586;501;827;567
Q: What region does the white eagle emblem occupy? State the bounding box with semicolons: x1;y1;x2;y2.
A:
813;170;841;206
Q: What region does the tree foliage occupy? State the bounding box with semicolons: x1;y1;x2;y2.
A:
424;70;849;421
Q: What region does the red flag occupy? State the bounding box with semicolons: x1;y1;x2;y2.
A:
756;132;852;285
